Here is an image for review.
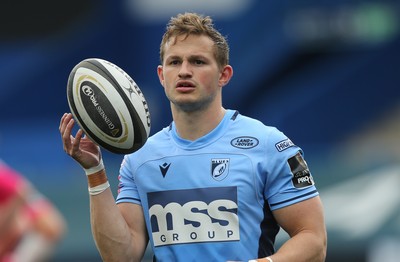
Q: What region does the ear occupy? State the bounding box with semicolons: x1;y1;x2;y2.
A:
157;65;165;87
218;65;233;87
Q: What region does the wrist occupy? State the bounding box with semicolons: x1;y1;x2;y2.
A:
84;159;104;176
86;167;109;195
88;181;110;195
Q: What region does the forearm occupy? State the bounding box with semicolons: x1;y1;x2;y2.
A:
270;231;327;262
89;188;137;262
86;167;135;261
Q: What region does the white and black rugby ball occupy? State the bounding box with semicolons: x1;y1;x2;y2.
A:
67;58;151;154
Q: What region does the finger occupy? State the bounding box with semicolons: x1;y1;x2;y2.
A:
59;113;68;132
62;117;76;153
59;113;72;135
72;129;84;153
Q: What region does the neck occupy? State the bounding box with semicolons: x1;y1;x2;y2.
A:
171;106;226;141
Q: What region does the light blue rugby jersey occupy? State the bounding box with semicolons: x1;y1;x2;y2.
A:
116;109;318;262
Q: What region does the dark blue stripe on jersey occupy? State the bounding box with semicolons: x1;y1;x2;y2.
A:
258;200;279;257
269;190;318;208
116;197;140;203
231;110;239;120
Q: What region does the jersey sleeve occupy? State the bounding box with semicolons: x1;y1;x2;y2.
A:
264;128;319;211
115;155;142;205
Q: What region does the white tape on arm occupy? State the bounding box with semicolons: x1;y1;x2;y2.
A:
84;159;104;176
84;159;109;195
88;181;110;195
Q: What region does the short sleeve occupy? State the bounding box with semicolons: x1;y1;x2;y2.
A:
116;155;142;205
263;129;319;210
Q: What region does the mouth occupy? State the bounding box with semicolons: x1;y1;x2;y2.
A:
176;81;195;88
176;81;195;92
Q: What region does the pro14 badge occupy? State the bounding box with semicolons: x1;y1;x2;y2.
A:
211;158;230;181
288;152;314;188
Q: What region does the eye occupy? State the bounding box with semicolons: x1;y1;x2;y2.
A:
194;59;205;65
169;60;180;65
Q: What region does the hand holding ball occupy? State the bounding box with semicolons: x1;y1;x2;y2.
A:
67;58;151;154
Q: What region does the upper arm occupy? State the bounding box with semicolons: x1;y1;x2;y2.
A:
273;196;326;239
272;196;327;262
118;202;149;261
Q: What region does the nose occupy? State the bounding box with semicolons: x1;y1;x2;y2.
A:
178;61;192;78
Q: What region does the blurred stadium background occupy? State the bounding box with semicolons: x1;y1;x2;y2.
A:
1;0;399;261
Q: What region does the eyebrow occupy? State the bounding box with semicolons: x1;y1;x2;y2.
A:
190;55;208;61
165;54;210;62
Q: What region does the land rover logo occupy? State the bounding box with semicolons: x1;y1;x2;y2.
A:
230;136;259;149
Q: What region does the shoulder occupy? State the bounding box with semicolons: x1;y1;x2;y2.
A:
141;125;172;151
123;125;172;163
232;111;277;131
232;111;290;143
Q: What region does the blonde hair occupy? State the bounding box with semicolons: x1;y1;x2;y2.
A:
159;12;229;68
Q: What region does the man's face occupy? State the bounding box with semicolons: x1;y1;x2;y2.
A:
157;34;226;112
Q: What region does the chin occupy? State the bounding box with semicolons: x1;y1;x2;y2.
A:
173;101;208;112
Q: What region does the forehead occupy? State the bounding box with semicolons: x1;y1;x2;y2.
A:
164;34;215;57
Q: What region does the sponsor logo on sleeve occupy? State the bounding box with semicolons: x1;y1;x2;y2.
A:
275;139;294;152
288;152;314;188
147;187;239;246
